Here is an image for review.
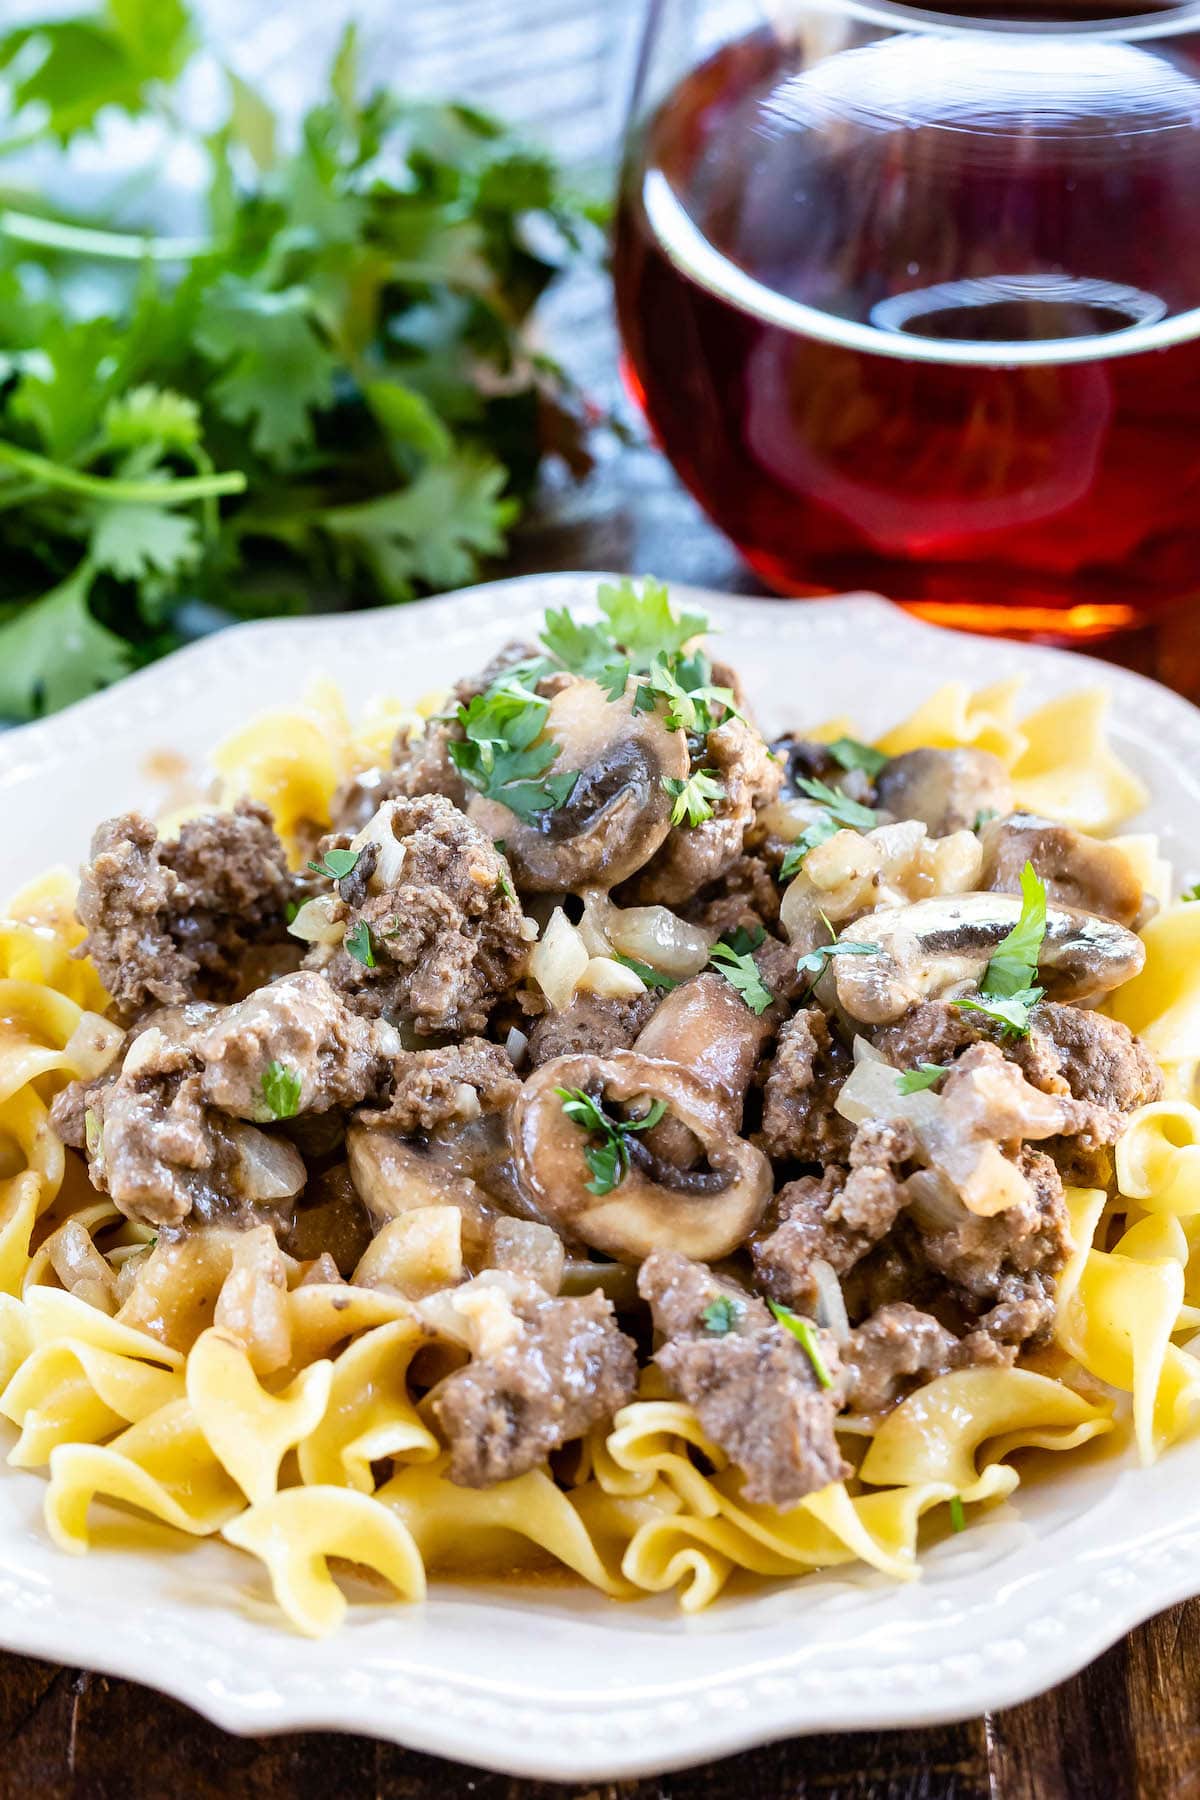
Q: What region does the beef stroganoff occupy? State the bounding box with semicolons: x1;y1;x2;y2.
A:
2;580;1199;1635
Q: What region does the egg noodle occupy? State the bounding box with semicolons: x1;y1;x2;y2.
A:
0;674;1197;1636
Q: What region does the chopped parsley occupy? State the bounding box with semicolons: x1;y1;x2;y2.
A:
896;1062;947;1095
259;1060;302;1121
307;846;362;882
634;656;743;738
613;953;680;991
953;860;1046;1039
344;919;376;968
448;674;580;823
555;1087;667;1196
495;871;516;903
778;816;839;882
663;768;725;827
795;776;879;832
707;927;774;1016
540;577;709;706
1182;882;1200;903
795;915;881;989
768;1300;834;1389
828;736;889;779
284;898;301;925
701;1295;744;1336
949;1495;966;1533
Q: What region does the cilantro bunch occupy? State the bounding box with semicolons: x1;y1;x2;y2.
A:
0;3;597;718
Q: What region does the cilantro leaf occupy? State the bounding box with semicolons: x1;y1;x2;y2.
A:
344;920;376;968
195;281;337;465
259;1060;302;1121
321;453;518;599
555;1086;668;1196
597;577;707;665
779;816;839;881
89;499;201;583
701;1295;743;1336
613;954;680;992
896;1062;947;1095
768;1301;834;1389
982;861;1047;998
828;736;889;779
308;847;362;882
0;562;132;720
954;987;1045;1039
795;777;880;832
663;768;725;827
708;935;774;1016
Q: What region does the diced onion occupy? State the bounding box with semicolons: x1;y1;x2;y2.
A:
529;907;588;1011
504;1026;529;1067
228;1124;306;1201
811;1257;850;1346
488;1217;566;1294
64;1011;125;1080
905;1169;968;1234
288;895;346;946
579;888;712;977
577;955;645;999
834;1037;944;1130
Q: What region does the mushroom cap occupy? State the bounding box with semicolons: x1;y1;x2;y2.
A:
467;677;689;892
832;891;1145;1024
509;1050;773;1264
875;748;1014;838
980;811;1144;929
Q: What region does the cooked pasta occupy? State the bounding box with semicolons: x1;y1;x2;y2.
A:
0;577;1195;1636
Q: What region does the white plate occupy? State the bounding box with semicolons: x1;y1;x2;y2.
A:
2;574;1200;1781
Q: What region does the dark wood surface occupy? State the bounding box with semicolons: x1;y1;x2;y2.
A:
3;436;1199;1800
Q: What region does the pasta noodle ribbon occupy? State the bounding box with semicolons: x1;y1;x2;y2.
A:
186;1328;333;1504
23;1287;183;1369
45;1399;244;1549
212;679;354;850
223;1486;426;1636
876;678;1026;763
1115;1102;1200;1216
1110;906;1200;1069
296;1319;439;1491
1008;689;1147;832
286;1281;418;1366
2;1339;183;1466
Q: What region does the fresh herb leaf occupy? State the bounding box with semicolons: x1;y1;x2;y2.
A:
663;768;725;827
795;776;880;832
954;987;1045;1039
540;607;629;698
284;898;300;925
495;872;516;903
949;1495;966;1533
259;1060;302;1121
448;674;579;822
612;953;680;991
896;1062;947;1095
982;861;1047;998
1182;882;1200;903
555;1086;667;1196
597;576;707;666
973;808;1000;832
701;1295;743;1336
828;736;889;779
795;916;881;986
708;935;774;1016
0;561;133;721
344;919;376;968
307;847;362;882
768;1300;834;1389
778;816;839;881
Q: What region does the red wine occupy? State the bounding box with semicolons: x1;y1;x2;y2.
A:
613;20;1200;635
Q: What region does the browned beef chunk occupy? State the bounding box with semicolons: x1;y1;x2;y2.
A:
387;720;467;807
875;747;1013;837
628;716;782;907
1019;1001;1163;1115
980;812;1144;928
318;795;529;1034
752;1118;915;1308
358;1038;520;1133
196;971;392;1119
526;990;659;1067
76;801;291;1014
871;1000;982;1073
758;1007;854;1166
48;1077;93;1150
638;1249;848;1508
682;853;781;938
430;1289;637;1486
841;1300;1013;1412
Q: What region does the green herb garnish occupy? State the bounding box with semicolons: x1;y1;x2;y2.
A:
795;777;880;832
953;860;1047;1039
495;872;516;903
768;1301;834;1389
284;898;300;925
448;675;579;823
307;847;362;883
259;1060;302;1121
896;1062;947;1095
795;915;881;987
778;816;840;882
344;920;376;969
701;1295;743;1336
555;1087;667;1196
612;954;680;991
949;1495;966;1532
828;736;889;779
707;928;773;1016
663;768;725;827
955;989;1045;1037
973;808;1000;832
1182;882;1200;903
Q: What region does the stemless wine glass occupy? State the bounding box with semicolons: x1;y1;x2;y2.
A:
613;0;1200;637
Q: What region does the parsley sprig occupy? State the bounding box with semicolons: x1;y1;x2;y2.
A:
663;768;725;827
308;847;362;883
555;1087;667;1196
1181;882;1200;903
612;954;680;991
953;861;1047;1039
828;736;889;779
258;1060;302;1121
778;816;839;882
701;1295;744;1336
707;926;774;1016
795;777;880;832
896;1062;947;1095
448;675;579;823
768;1300;834;1389
795;914;881;992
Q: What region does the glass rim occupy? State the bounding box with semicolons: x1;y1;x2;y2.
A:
807;0;1200;37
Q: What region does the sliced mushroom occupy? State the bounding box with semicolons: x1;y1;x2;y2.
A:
510;1050;773;1263
346;1122;499;1262
980;811;1145;929
466;676;689;892
875;748;1013;837
635;972;779;1123
830;892;1145;1024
